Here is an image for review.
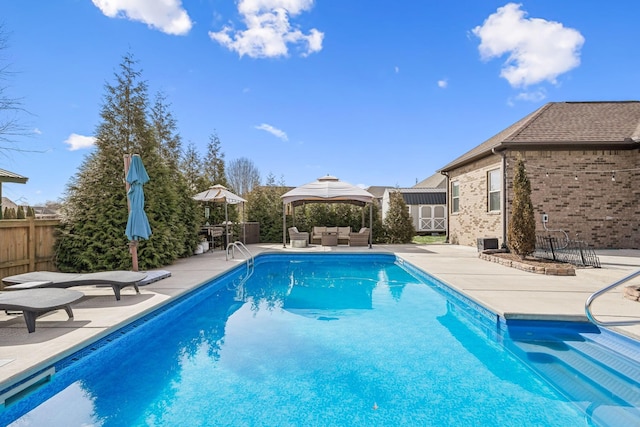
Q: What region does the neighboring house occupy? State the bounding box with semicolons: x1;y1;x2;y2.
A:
365;186;393;211
381;174;447;234
439;101;640;249
32;205;61;219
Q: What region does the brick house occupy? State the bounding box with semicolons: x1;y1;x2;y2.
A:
438;101;640;249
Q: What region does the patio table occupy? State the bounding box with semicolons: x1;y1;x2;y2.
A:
321;232;338;246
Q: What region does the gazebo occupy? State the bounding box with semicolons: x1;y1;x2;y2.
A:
0;168;28;217
193;184;247;246
281;175;374;248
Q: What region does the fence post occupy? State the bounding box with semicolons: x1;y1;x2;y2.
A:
28;217;36;271
549;237;556;261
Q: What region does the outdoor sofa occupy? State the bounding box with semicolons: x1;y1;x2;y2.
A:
311;226;352;245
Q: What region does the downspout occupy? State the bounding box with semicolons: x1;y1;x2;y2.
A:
491;147;507;247
439;170;449;243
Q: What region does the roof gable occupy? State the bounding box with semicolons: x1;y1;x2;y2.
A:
440;101;640;172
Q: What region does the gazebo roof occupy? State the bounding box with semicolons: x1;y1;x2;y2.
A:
0;168;28;184
193;184;246;205
281;175;374;207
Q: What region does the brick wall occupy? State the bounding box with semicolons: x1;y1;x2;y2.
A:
505;149;640;249
447;156;503;247
446;149;640;249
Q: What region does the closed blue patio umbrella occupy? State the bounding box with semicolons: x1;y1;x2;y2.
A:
125;154;152;271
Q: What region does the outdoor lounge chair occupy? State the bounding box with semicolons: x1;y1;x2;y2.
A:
349;227;370;247
0;288;84;333
2;271;148;301
337;226;351;245
288;227;310;246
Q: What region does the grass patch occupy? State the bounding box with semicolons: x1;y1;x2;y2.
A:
412;235;446;244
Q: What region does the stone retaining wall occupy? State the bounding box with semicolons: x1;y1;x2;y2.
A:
479;252;576;276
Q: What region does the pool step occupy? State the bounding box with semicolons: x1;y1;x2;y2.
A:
508;336;640;426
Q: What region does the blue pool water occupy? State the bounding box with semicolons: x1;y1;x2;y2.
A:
2;253;640;426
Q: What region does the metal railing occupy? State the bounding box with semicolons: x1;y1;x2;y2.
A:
226;241;254;301
534;234;601;268
585;269;640;326
226;241;253;265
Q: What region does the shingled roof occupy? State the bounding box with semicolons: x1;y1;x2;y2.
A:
439;101;640;172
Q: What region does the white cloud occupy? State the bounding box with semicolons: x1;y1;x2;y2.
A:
64;134;96;151
514;88;547;102
92;0;193;35
472;3;584;88
255;123;288;141
394;66;400;73
209;0;323;58
33;128;42;135
437;79;448;88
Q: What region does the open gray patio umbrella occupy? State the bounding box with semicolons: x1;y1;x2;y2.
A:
125;154;152;272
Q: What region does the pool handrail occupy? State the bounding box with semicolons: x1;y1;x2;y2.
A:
226;241;254;266
585;269;640;326
225;241;254;300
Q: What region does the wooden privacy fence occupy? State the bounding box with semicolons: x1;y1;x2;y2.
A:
0;218;59;280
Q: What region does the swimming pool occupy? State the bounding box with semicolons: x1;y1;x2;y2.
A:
1;253;639;426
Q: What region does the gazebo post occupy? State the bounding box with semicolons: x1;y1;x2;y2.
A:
282;202;287;248
369;202;373;249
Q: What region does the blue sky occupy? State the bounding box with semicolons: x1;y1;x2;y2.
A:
1;0;639;205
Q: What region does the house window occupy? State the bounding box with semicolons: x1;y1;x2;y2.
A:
451;181;459;213
488;169;501;212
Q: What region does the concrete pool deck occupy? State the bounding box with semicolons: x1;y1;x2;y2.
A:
1;243;640;392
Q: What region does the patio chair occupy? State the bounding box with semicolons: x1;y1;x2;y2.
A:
2;271;148;301
288;227;310;246
349;228;370;247
0;288;84;333
337;226;351;245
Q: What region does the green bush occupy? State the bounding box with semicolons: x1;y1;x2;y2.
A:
383;191;414;243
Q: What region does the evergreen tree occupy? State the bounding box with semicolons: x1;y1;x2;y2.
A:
16;205;25;219
507;158;536;258
181;142;207;193
149;92;201;258
204;131;227;187
55;52;193;271
4;207;15;219
383;191;414;243
246;173;286;242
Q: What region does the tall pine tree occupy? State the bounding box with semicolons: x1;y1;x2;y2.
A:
55;53;198;271
204;131;227;187
507;158;536;258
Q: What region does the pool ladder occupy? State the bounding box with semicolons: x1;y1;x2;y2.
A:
585;269;640;326
226;241;254;300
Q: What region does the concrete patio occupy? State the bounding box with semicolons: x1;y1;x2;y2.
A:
1;243;639;394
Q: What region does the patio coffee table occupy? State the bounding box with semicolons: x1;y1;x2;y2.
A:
321;232;338;246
